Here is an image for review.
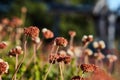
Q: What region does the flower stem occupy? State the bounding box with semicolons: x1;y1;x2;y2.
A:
11;40;27;80
59;62;64;80
0;75;2;80
14;54;18;80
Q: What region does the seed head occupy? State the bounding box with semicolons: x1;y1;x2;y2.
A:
8;46;23;57
80;64;97;73
0;41;7;49
42;28;54;39
24;26;40;39
68;31;76;37
0;59;9;75
54;37;68;47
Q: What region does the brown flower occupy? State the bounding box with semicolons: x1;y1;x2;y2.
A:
49;54;58;64
8;46;23;57
0;59;9;75
82;35;93;45
80;64;97;72
64;55;71;64
9;17;23;27
0;41;7;49
24;26;40;39
42;28;54;39
21;6;27;13
54;37;68;47
1;18;10;26
69;31;76;37
71;76;85;80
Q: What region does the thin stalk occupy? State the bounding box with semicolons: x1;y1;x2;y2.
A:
43;63;52;80
14;54;18;80
69;36;74;49
0;75;2;80
33;43;37;64
59;62;64;80
43;46;59;80
11;40;27;80
84;55;89;64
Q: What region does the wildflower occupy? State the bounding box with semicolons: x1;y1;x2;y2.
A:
0;59;9;75
57;50;67;63
64;55;71;64
1;18;10;26
0;41;7;49
99;40;105;49
9;17;23;27
93;40;106;49
24;26;40;39
8;46;23;57
80;64;97;73
82;35;93;45
21;6;27;13
71;76;85;80
94;52;105;60
54;37;68;47
68;31;76;37
42;28;54;39
49;54;58;64
106;54;117;63
83;48;93;56
32;37;40;44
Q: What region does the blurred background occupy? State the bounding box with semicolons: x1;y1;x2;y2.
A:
1;0;120;80
0;0;120;49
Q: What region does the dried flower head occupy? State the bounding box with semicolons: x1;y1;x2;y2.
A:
1;18;10;26
99;40;105;49
0;59;9;75
94;52;105;60
84;48;93;56
68;31;76;37
80;64;97;72
8;46;23;57
24;26;40;39
57;50;67;63
49;54;58;64
71;76;85;80
106;54;117;63
82;35;93;45
42;28;54;39
32;37;40;44
21;6;27;13
54;37;68;47
64;55;71;64
0;41;7;49
93;41;99;49
9;17;23;27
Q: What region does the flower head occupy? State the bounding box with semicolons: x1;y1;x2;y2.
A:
54;37;68;47
68;31;76;37
93;40;105;49
0;41;7;49
42;28;54;39
8;46;23;57
0;59;9;75
24;26;40;39
80;64;97;72
9;17;23;27
82;35;93;46
106;54;117;63
83;48;93;56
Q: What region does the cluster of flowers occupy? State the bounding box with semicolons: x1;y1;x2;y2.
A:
54;37;68;47
0;41;7;49
93;40;106;49
8;46;23;57
49;51;71;64
82;35;93;46
0;59;9;75
71;64;98;80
